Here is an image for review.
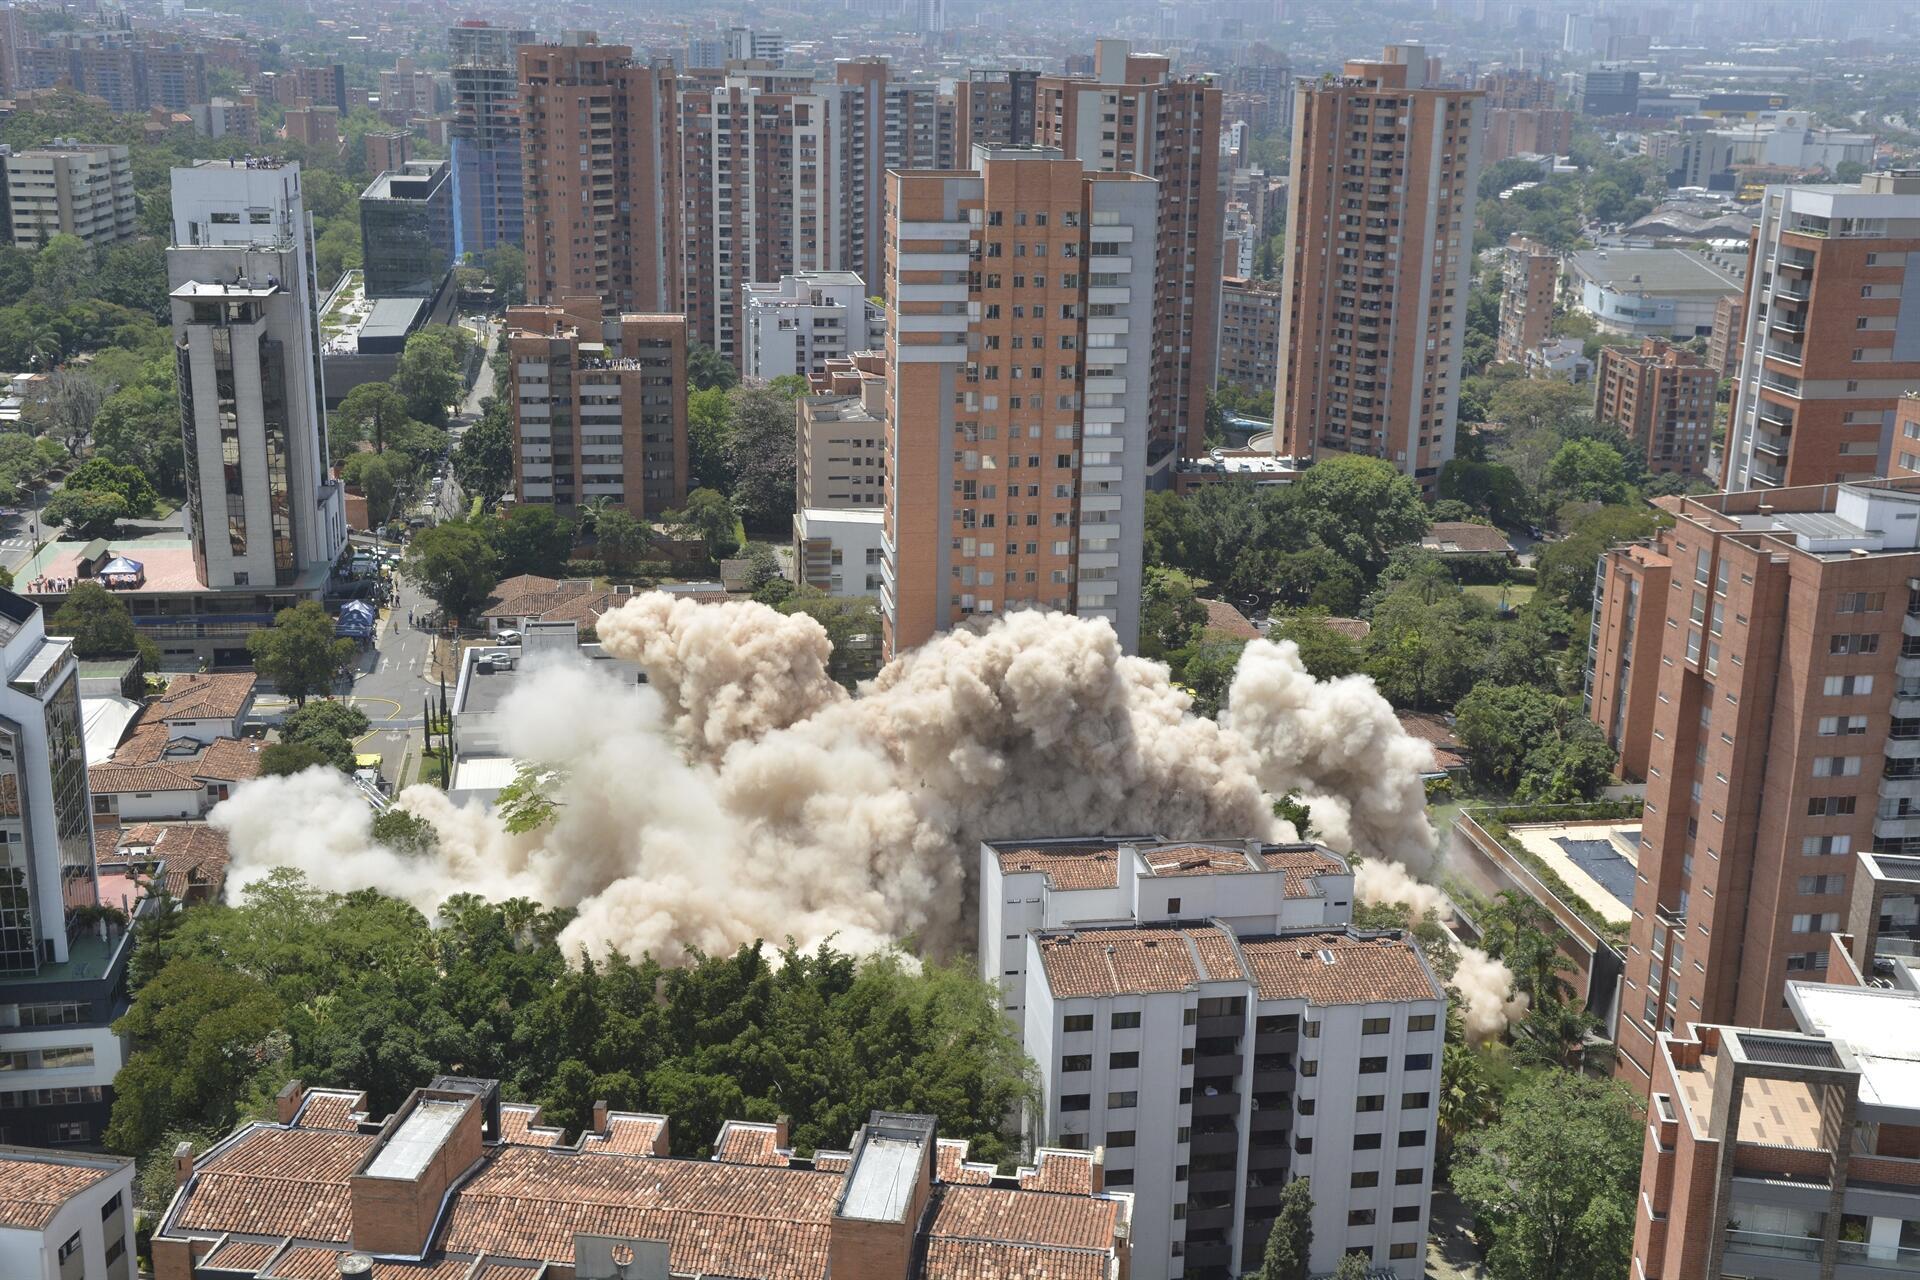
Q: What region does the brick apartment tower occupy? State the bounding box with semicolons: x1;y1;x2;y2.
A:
1583;480;1920;1089
1722;171;1920;492
1495;237;1556;365
882;146;1157;659
518;39;678;313
677;61;895;366
1032;42;1222;465
1593;338;1718;478
1274;46;1484;490
505;298;689;516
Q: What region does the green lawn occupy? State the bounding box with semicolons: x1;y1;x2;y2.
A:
1465;583;1535;610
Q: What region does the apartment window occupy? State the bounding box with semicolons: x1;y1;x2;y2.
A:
1405;1053;1433;1071
1407;1014;1436;1033
1391;1242;1420;1259
1109;1051;1139;1069
1108;1130;1136;1147
1838;592;1886;614
1797;875;1845;895
1395;1167;1423;1185
1061;1054;1092;1072
1790;913;1840;933
1393;1205;1421;1223
1351;1170;1379;1188
1402;1092;1431;1109
1175;1164;1188;1180
1296;1137;1314;1154
1803;835;1852;856
1107;1091;1138;1109
1361;1016;1391;1035
1303;1020;1321;1038
1349;1209;1377;1226
1398;1130;1428;1148
1812;756;1861;777
1105;1169;1134;1186
1786;951;1831;972
1807;796;1857;816
1298;1099;1316;1116
1830;634;1881;655
1111;1012;1141;1029
58;1232;81;1263
1060;1095;1090;1111
101;1192;121;1221
1353;1133;1382;1150
1063;1015;1093;1033
1166;897;1182;915
1817;716;1869;736
1299;1060;1319;1077
1357;1095;1385;1112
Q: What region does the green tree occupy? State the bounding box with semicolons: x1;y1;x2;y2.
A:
1536;505;1664;612
372;808;440;856
49;582;157;669
342;451;407;528
405;521;501;622
42;489;127;536
687;386;733;494
481;243;525;307
333;382;417;457
246;601;358;706
279;700;372;774
32;368;110;458
1451;1073;1644;1280
1331;1254;1372;1280
1181;639;1245;718
259;741;333;776
1544;438;1631;506
31;234;96;306
1453;683;1564;790
1258;1176;1313;1280
687;342;738;392
1440;458;1531;527
1140;567;1206;659
779;589;882;687
667;488;740;562
93;382;185;496
1438;1042;1499;1170
1364;573;1489;711
595;507;649;571
489;504;574;577
1270;612;1364;680
314;218;362;289
1288;454;1429;576
63;458;155;517
392;327;471;427
724;385;800;532
452;399;513;510
1511;997;1610;1073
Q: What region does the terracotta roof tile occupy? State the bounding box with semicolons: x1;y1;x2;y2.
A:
174;1126;375;1242
262;1246;339;1279
991;841;1122;891
1197;598;1261;641
1036;926;1241;997
1321;616;1371;641
1395;711;1466;771
1139;844;1259;877
580;1112;667;1156
295;1090;366;1132
1256;845;1349;896
921;1237;1114;1280
924;1184;1120;1252
1015;1150;1095;1195
809;1150;851;1173
89;761;200;793
0;1152;121;1229
110;720;173;763
1239;933;1442;1005
500;1103;565;1147
936;1138;995;1185
713;1121;786;1166
192;737;266;782
201;1239;278;1270
440;1146;837;1280
153;673;257;721
1421;521;1514;555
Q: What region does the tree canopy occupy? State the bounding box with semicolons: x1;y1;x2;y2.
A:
404;520;501;623
246;601;357;706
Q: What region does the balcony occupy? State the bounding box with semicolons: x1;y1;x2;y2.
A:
1775;280;1812;302
1723;1229;1820;1263
1191;1090;1240;1118
1752;429;1791;458
1766;340;1805;366
1758;400;1795;428
1838;1241;1920;1273
1191;1128;1240;1158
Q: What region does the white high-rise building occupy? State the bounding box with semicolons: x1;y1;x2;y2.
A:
741;271;880;382
981;836;1445;1280
167;160;346;593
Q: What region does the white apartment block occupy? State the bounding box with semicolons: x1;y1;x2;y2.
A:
742;271;879;382
981;837;1444;1280
167;160;346;591
793;506;885;597
4;143;136;250
0;1147;135;1280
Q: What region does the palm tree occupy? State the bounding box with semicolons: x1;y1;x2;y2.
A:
1511;997;1611;1074
1437;1043;1498;1171
26;325;63;371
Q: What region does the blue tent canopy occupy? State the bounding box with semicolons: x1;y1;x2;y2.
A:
99;556;144;576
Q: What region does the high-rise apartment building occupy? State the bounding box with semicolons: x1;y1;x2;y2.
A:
449;21;534;259
0;586;125;1148
282;106;339;154
1216;275;1284;393
1478;68;1569;163
1224;58;1293;135
1274;46;1484;491
378;56;440;122
981;835;1443;1280
1584;480;1920;1089
1034;42;1223;463
798;352;887;510
1593;338;1717;478
1579;66;1640;116
505;299;688;517
1722;172;1920;492
956;68;1038;156
881;146;1156;657
1630;850;1920;1280
358;161;453;299
168;160;346;594
676;60;898;364
743;271;880;382
3;143;136;250
1707;292;1744;379
1495;237;1558;365
518;40;678;315
364;128;412;177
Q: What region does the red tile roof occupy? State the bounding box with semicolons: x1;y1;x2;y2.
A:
1421;521;1515;555
921;1237;1114;1280
991;841;1122;890
1016;1149;1096;1195
1256;845;1349;896
202;1240;277;1270
1240;933;1442;1005
1139;844;1259;877
88;761;200;793
174;1126;375;1242
1394;711;1466;771
0;1152;122;1229
579;1112;667;1156
500;1103;564;1147
809;1150;851;1173
440;1146;838;1280
713;1121;786;1166
936;1138;995;1185
1197;598;1261;641
924;1184;1121;1252
263;1246;343;1279
295;1090;367;1132
1036;926;1242;997
152;672;257;721
192;736;266;782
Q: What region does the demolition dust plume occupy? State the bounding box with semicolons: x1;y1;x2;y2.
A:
216;593;1521;1028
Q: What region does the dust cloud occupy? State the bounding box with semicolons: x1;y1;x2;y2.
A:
217;594;1519;1027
